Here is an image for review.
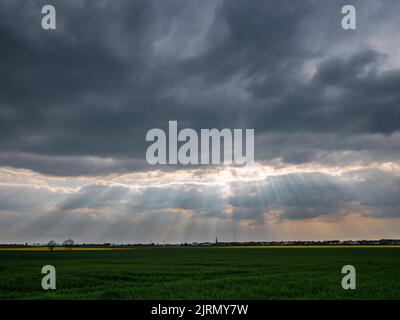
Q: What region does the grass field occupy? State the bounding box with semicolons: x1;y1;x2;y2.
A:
0;247;399;299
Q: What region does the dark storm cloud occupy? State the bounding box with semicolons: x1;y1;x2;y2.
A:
225;170;400;222
1;0;400;174
58;182;224;214
0;152;148;176
225;173;350;222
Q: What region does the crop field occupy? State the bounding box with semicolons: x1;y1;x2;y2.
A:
0;247;399;299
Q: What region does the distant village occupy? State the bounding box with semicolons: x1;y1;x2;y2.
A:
1;238;400;248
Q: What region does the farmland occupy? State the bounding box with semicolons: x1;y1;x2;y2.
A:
0;247;399;299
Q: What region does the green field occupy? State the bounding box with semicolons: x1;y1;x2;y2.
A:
1;247;400;299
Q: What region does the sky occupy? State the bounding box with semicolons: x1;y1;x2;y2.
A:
0;0;400;243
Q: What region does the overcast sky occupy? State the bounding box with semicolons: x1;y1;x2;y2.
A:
1;0;400;243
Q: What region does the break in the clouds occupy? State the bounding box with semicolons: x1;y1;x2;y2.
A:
0;0;400;242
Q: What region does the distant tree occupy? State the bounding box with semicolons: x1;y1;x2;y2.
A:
62;239;74;251
48;240;57;251
62;239;74;246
